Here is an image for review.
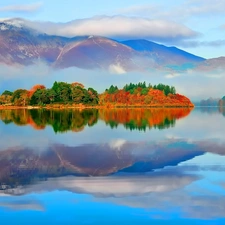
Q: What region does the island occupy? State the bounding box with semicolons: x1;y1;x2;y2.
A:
0;81;194;108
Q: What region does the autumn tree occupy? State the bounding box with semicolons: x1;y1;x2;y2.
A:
11;89;29;106
0;90;13;105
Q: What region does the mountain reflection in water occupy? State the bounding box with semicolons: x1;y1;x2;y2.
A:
0;107;225;224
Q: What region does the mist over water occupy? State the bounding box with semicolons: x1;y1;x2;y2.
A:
0;63;224;101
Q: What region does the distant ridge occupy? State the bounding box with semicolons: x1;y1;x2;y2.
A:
0;19;207;72
121;39;204;64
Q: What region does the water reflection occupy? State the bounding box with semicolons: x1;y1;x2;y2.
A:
0;138;225;189
0;107;225;223
195;106;225;116
219;106;225;116
0;172;198;197
99;108;191;130
0;109;98;132
0;107;192;132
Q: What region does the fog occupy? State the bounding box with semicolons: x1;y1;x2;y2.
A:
0;63;224;101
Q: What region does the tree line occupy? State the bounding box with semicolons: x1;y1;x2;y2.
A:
0;81;178;106
0;82;99;106
106;82;176;96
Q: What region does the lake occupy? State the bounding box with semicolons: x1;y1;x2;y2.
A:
0;107;225;224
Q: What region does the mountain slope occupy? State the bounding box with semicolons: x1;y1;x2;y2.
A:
0;21;71;65
196;57;225;71
121;39;205;66
54;36;138;70
0;19;206;71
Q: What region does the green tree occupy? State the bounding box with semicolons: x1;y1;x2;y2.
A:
33;89;50;105
1;90;13;96
52;81;71;103
107;85;118;94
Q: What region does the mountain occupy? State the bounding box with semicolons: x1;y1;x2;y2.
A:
0;20;141;71
0;20;70;65
121;39;204;66
0;19;206;71
196;57;225;71
194;97;220;106
54;36;138;70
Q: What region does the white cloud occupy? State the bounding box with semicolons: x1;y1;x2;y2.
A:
109;139;127;150
0;173;197;197
0;61;51;81
3;16;198;42
165;73;181;79
109;64;126;74
0;2;42;13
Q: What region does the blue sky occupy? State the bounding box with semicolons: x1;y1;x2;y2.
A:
1;0;225;58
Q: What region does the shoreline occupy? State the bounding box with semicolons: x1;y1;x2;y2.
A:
0;104;195;110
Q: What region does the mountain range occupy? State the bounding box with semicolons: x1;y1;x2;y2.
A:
1;19;220;72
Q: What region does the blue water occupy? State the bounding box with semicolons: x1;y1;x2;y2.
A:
0;107;225;224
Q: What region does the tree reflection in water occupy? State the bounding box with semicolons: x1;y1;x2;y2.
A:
0;108;193;132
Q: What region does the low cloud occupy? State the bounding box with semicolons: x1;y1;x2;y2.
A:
109;64;127;74
0;2;42;13
176;40;225;48
109;139;127;150
4;16;198;43
165;73;181;79
0;60;225;101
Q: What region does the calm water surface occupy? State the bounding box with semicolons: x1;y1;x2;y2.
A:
0;107;225;224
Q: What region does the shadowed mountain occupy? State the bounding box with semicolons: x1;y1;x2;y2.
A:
194;98;220;107
0;19;206;71
121;39;205;67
